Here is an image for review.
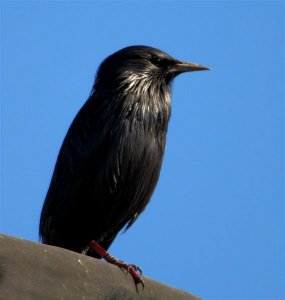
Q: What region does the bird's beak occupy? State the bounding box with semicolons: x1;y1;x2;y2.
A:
170;61;211;74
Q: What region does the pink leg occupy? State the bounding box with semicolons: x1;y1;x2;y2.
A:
89;240;144;288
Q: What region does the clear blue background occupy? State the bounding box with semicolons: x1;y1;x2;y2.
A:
1;2;284;299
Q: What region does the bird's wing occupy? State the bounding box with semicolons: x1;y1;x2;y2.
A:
40;93;118;244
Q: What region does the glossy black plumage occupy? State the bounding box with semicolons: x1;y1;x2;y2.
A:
39;45;209;255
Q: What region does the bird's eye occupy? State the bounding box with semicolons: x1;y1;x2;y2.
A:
150;56;161;65
150;55;169;68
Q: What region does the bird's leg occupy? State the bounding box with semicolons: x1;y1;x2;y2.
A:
89;240;144;288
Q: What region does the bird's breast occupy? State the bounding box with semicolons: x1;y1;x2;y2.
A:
125;94;171;132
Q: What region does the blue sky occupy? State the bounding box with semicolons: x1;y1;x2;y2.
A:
1;1;284;299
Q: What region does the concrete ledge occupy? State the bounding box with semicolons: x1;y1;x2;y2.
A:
0;234;201;300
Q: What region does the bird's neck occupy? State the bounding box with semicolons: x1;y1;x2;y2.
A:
122;76;172;130
93;75;172;130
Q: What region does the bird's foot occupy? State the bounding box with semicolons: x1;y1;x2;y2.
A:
89;240;144;289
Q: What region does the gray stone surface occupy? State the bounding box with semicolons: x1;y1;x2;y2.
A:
0;234;201;300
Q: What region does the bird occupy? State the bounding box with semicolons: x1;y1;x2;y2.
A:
39;45;209;286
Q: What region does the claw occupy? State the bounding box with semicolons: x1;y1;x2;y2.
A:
88;240;144;289
129;266;144;290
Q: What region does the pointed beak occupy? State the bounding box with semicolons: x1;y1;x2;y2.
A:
167;61;211;77
172;61;211;73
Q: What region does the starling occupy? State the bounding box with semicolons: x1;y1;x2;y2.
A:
40;45;209;286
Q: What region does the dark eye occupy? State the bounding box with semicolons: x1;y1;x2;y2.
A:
150;55;171;68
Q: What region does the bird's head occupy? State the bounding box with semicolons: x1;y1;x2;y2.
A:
94;45;209;96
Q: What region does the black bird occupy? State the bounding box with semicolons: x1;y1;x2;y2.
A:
40;45;209;285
